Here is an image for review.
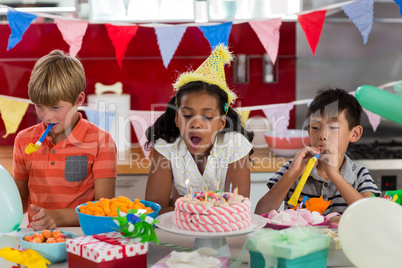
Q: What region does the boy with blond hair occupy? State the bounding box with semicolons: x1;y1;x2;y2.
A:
13;50;117;230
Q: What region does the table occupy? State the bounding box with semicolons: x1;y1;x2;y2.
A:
0;227;355;268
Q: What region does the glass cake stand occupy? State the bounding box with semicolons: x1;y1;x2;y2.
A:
155;212;266;257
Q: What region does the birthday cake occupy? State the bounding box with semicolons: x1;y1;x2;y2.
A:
173;191;252;232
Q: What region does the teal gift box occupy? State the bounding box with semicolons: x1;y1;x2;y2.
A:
248;227;330;268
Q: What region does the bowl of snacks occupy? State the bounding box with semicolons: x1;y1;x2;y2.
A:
262;209;328;230
76;196;161;235
264;130;310;157
20;230;77;264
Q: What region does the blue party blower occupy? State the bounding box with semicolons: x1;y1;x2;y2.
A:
25;124;54;154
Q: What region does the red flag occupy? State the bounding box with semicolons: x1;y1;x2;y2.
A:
297;10;327;55
105;24;139;68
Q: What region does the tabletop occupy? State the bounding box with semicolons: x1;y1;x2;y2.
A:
0;226;355;268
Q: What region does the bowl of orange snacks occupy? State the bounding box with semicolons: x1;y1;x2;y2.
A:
76;196;161;235
20;230;77;264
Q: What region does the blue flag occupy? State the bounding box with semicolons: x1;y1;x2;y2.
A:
84;110;116;132
198;21;233;49
154;25;187;69
341;0;374;44
7;10;38;50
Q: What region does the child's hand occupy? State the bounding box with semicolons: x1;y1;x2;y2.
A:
30;204;57;231
288;147;320;177
320;144;340;178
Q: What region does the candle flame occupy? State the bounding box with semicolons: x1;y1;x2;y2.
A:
185;179;189;186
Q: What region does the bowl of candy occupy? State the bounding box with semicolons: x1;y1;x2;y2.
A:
264;130;310;157
20;230;77;263
262;209;328;230
76;196;161;235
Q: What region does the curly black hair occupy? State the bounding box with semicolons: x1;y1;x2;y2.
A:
145;81;254;157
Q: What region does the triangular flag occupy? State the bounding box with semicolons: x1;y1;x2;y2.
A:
262;103;294;135
0;63;30;95
198;21;233;49
363;108;380;132
84;109;116;133
54;18;89;57
297;10;327;55
341;0;374;44
0;97;29;138
394;0;402;17
249;18;282;64
7;10;38;51
154;25;187;69
393;82;402;96
129;111;163;158
105;24;139;69
236;109;251;127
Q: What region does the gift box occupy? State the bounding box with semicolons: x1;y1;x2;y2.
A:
66;232;148;268
150;249;229;268
248;227;330;268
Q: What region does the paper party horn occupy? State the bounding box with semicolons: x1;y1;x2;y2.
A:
25;124;54;154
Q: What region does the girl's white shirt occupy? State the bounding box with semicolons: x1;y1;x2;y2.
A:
154;132;252;196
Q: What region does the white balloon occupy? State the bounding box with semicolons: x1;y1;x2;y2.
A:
338;197;402;268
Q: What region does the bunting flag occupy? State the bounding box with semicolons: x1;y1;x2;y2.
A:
297;10;327;55
55;18;89;57
393;82;402;96
84;110;116;133
262;103;294;135
0;97;29;138
363;108;380;132
129;111;163;158
6;10;38;51
198;21;233;49
394;0;402;17
154;25;187;69
235;109;251;127
341;0;374;44
249;18;282;64
0;63;30;95
105;24;139;69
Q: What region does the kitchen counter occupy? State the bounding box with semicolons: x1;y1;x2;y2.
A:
0;145;290;175
0;226;355;268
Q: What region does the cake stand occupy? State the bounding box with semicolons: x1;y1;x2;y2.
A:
155;212;266;257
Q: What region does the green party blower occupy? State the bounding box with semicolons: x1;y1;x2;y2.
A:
288;153;320;206
25;124;54;155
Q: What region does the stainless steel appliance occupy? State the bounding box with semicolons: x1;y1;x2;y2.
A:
347;126;402;194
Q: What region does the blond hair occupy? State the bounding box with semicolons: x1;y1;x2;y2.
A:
28;50;86;106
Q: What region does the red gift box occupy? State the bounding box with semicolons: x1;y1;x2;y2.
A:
66;232;147;268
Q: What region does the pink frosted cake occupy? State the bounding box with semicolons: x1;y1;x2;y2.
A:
173;191;252;232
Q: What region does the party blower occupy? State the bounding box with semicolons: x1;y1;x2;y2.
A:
288;153;320;206
25;124;54;155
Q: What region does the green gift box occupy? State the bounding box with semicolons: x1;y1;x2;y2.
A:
248;227;330;268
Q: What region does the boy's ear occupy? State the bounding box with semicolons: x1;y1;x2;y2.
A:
75;92;85;107
349;125;363;143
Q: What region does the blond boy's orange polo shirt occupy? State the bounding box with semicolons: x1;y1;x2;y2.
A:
13;113;117;223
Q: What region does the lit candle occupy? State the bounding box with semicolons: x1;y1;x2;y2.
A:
235;187;238;200
185;179;189;198
205;191;208;201
216;181;220;191
220;191;223;204
190;187;193;201
232;187;235;201
229;182;232;193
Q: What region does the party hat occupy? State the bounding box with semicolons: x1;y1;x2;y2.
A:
173;44;237;105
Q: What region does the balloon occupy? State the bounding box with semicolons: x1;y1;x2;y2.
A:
0;164;23;232
338;198;402;268
355;85;402;125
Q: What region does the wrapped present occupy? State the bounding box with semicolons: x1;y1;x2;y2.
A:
66;231;148;268
150;248;229;268
248;227;330;268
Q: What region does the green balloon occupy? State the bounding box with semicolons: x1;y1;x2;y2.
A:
0;165;23;233
355;85;402;125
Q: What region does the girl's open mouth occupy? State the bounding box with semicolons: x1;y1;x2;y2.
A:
190;135;202;147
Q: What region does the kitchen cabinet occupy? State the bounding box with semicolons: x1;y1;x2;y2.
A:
115;174;148;200
250;172;284;213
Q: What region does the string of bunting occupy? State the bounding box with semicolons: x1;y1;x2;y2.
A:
1;0;398;69
1;80;401;159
